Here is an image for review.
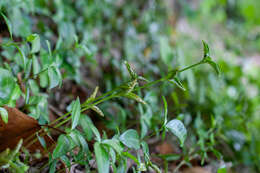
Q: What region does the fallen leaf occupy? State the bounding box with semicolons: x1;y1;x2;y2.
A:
155;142;174;155
0;106;55;153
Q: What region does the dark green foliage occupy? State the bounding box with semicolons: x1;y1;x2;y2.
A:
0;0;259;173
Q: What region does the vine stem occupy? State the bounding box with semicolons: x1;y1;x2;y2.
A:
25;60;205;148
178;61;204;73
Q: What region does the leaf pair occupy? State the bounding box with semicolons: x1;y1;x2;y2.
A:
202;40;220;75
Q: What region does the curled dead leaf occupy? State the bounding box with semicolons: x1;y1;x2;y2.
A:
0;106;55;153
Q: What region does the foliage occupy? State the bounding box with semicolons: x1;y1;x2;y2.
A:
0;0;259;173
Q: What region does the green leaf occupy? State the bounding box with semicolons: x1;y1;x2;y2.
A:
28;79;39;94
15;45;26;68
27;34;41;53
36;133;46;149
79;115;94;141
102;139;123;154
124;92;146;105
0;68;16;105
162;96;168;140
119;129;140;150
48;65;62;89
0;107;8;123
46;40;52;57
90;122;101;142
71;97;81;129
60;155;71;168
166;69;178;79
202;40;210;58
122;151;139;165
24;59;32;79
32;56;40;75
79;115;101;142
162;96;168;126
52;135;70;159
2;43;26;68
109;148;116;164
81;45;92;56
205;57;220;75
168;77;186;91
212;148;222;159
124;61;138;80
8;84;21;107
75;132;89;153
54;65;62;87
49;159;57;173
201;41;220;75
1;13;12;39
25;85;30;104
69;130;89;153
94;142;110;173
141;141;150;162
39;70;49;88
91;106;104;117
166;119;187;147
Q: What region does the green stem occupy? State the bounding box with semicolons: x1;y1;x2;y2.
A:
178;61;204;73
134;78;165;91
49;87;119;126
50;61;206;131
54;94;116;128
26;60;207;148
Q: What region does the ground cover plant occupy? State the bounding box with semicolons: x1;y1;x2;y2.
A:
0;0;260;173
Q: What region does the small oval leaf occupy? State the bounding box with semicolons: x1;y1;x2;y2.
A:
166;119;187;147
48;65;62;89
102;139;123;154
119;129;140;150
52;135;70;159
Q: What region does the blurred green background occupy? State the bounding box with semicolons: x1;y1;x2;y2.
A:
0;0;259;172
